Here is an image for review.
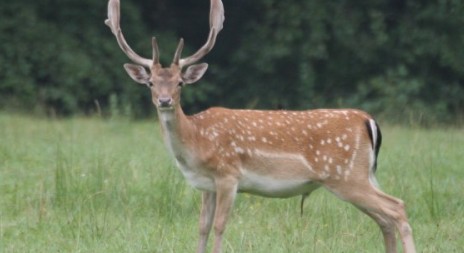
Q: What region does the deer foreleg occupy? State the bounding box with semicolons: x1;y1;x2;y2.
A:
197;191;217;253
212;176;238;253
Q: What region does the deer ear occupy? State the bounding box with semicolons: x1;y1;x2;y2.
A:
123;63;150;84
182;63;208;85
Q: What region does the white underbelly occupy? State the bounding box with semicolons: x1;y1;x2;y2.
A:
174;149;318;196
238;150;318;197
177;165;316;196
238;170;316;197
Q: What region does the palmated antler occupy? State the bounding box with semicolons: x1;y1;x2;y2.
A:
105;0;153;67
178;0;225;68
105;0;224;69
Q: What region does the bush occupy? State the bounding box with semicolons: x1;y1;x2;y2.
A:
0;0;463;123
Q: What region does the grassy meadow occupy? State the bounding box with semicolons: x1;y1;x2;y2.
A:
0;113;463;252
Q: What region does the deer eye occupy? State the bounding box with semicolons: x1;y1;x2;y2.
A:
146;82;153;87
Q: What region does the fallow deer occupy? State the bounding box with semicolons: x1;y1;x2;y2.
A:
105;0;416;252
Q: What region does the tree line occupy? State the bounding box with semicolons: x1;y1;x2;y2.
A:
1;0;463;123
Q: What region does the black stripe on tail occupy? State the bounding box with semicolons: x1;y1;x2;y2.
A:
365;120;382;172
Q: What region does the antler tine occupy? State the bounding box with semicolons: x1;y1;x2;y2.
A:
105;0;152;67
179;0;224;68
172;39;184;65
152;37;160;65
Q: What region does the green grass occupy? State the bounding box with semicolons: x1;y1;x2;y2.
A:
0;113;463;252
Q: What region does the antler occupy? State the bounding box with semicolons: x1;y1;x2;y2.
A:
177;0;225;68
106;0;224;69
105;0;153;67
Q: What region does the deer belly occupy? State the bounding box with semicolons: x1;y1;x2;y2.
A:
237;150;317;197
238;170;315;197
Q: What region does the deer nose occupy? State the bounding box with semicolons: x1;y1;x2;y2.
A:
158;97;173;107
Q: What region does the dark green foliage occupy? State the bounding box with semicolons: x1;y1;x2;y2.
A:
220;0;464;123
0;0;154;116
0;0;463;123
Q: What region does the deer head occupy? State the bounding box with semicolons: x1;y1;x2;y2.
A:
105;0;224;110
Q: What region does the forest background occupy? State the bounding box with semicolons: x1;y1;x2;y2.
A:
1;0;463;124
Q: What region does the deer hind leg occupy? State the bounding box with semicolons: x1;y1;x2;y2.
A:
358;206;398;253
197;191;217;253
325;181;416;253
368;187;416;253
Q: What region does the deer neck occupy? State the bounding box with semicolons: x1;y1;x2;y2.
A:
157;104;196;162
